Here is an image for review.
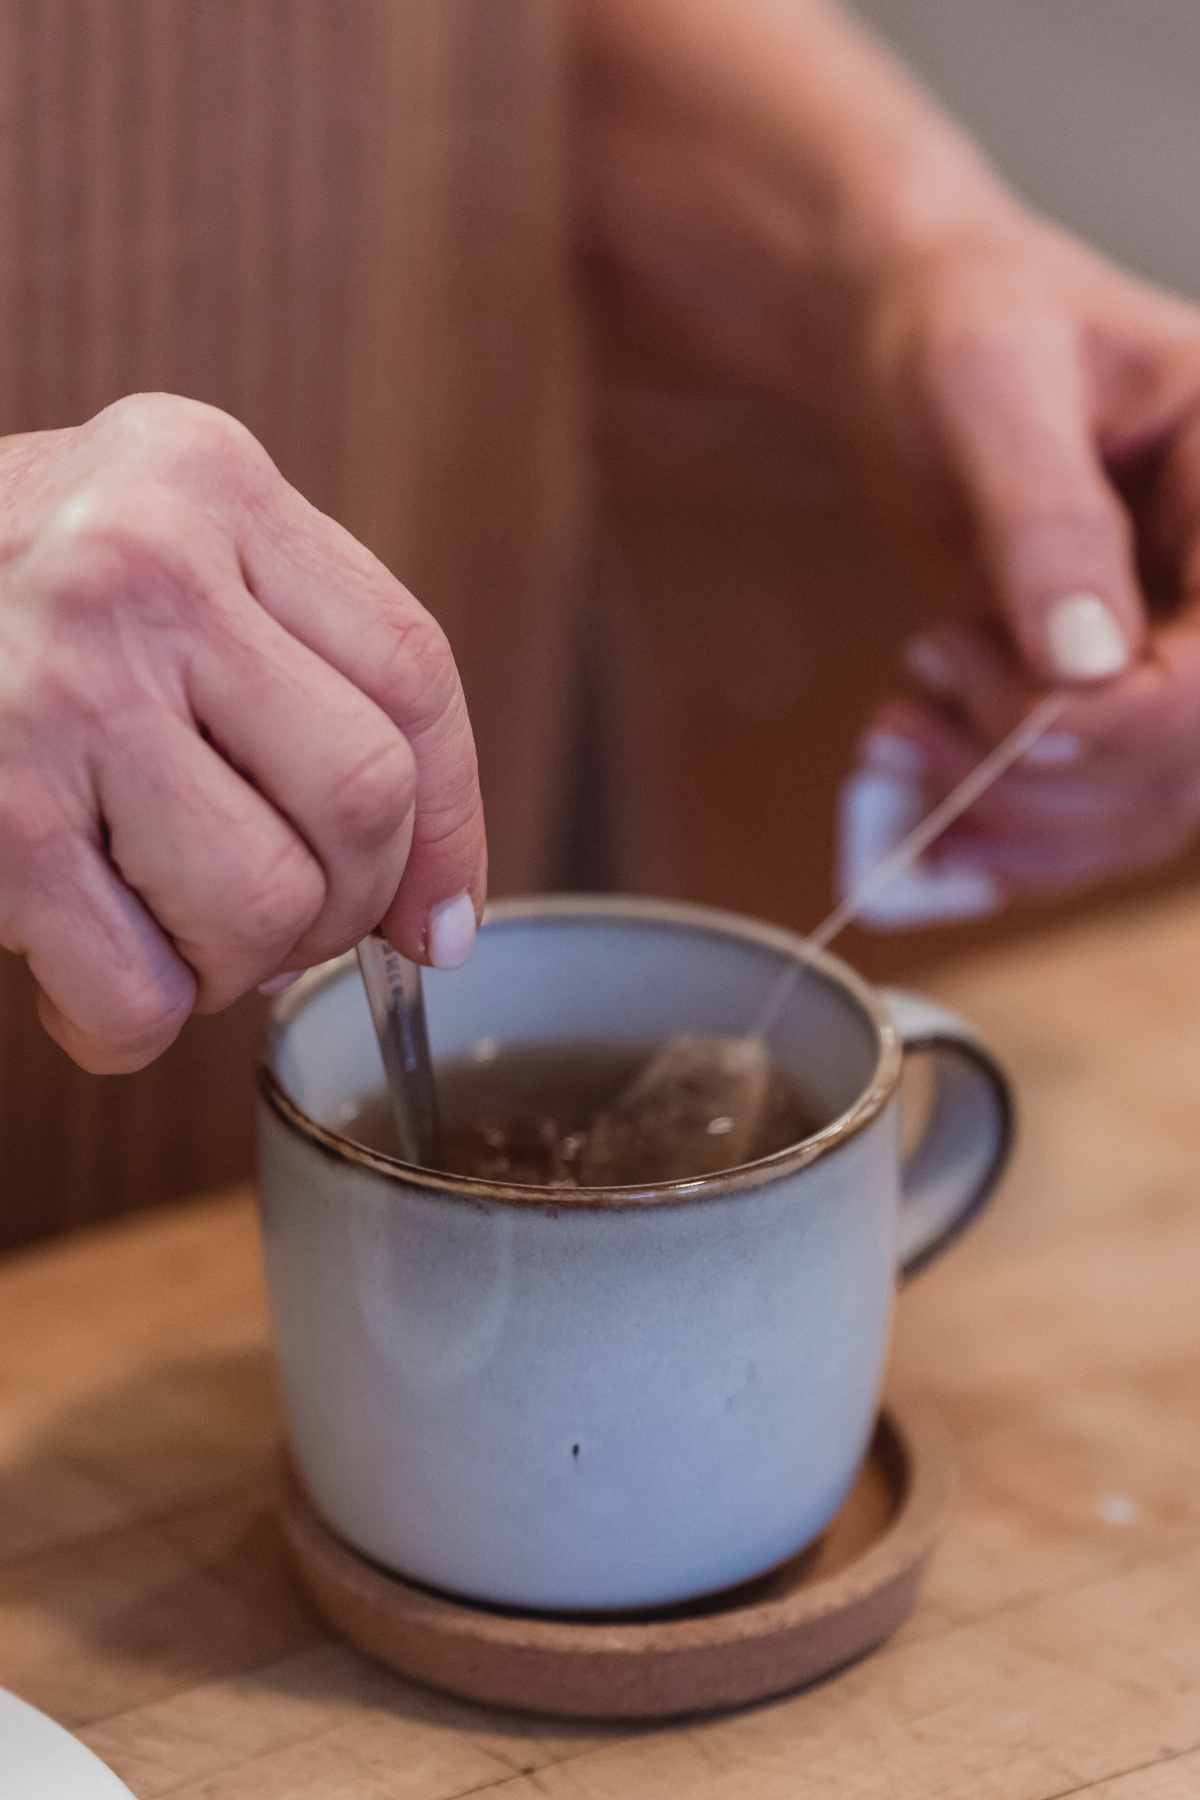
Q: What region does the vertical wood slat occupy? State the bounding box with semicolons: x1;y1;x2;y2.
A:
0;0;583;1249
77;0;135;416
0;4;22;420
29;0;81;425
137;0;185;400
343;0;585;895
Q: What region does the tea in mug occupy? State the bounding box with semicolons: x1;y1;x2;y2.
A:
336;1034;826;1187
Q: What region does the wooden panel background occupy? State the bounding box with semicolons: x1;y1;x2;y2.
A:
0;0;581;1248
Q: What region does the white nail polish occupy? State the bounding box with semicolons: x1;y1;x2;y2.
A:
861;733;925;779
1046;593;1129;682
1023;732;1083;766
258;970;302;997
428;892;477;970
903;636;959;695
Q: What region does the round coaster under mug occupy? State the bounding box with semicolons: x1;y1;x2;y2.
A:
279;1397;952;1720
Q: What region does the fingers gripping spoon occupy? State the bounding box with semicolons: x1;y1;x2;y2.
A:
356;931;441;1168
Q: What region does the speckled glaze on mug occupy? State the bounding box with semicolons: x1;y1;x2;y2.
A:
258;897;1011;1613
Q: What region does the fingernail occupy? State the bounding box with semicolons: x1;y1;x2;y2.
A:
1046;593;1129;681
904;636;959;695
428;891;477;970
861;732;925;778
258;971;303;997
1023;732;1083;766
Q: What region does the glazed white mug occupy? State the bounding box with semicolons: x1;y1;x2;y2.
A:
258;896;1011;1613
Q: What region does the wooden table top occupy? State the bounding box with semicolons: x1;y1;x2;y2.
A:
5;889;1200;1798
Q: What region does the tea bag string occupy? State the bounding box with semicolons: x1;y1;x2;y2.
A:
749;689;1072;1042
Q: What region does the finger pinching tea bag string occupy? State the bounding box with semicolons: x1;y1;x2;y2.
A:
750;689;1072;1041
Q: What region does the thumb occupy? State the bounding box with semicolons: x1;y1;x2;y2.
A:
935;320;1142;684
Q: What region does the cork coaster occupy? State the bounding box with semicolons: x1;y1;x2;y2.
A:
279;1397;952;1720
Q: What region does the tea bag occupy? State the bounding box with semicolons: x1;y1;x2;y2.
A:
579;1034;770;1186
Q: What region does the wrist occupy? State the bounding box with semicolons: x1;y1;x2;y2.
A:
770;114;1026;418
574;0;1031;415
797;173;1044;459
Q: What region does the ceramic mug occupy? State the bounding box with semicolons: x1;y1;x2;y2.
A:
258;896;1011;1613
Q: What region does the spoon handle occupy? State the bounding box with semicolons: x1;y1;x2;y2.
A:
356;932;442;1168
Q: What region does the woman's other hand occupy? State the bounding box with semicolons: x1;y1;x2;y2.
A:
843;218;1200;920
577;0;1200;918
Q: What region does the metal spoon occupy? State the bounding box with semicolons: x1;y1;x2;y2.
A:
356;930;441;1167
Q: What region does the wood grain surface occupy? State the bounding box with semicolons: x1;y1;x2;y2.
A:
3;883;1200;1795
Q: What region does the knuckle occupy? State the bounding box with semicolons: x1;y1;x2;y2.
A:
95;391;196;435
220;838;325;951
56;510;177;588
98;391;257;458
108;972;193;1053
377;610;463;736
18;505;224;698
49;950;197;1074
95;393;276;503
329;732;417;853
412;762;484;852
31;485;202;615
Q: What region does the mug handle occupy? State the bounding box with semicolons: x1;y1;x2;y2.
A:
881;989;1015;1283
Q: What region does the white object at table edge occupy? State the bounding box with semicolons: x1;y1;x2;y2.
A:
0;1689;133;1798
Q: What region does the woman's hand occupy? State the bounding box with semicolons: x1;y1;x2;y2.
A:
843;216;1200;920
576;0;1200;919
0;394;486;1072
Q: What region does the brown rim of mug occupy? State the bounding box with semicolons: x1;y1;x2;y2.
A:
255;895;905;1213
